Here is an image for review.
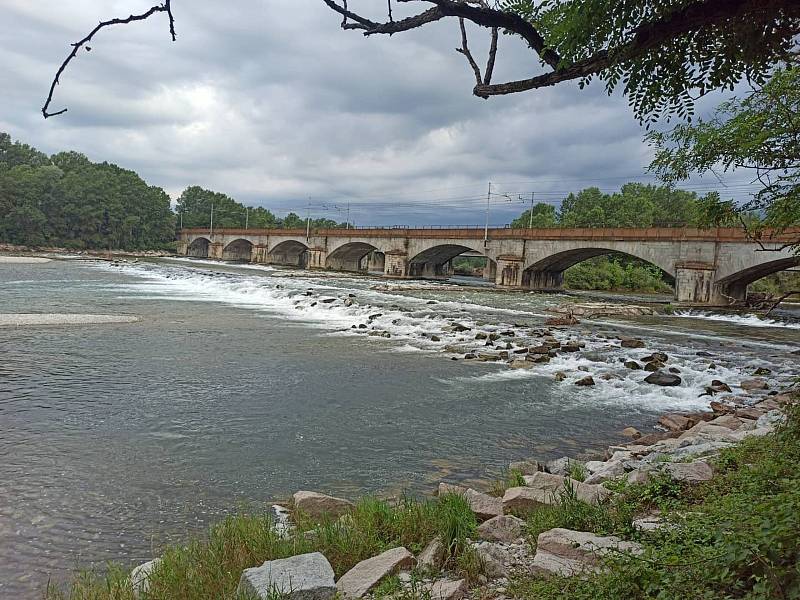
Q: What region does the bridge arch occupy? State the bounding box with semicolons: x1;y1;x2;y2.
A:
268;240;309;267
522;248;674;290
714;256;800;300
222;238;254;261
326;241;379;272
409;244;489;279
187;237;211;258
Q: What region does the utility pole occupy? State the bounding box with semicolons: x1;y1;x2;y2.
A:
346;201;351;229
306;199;311;241
484;182;491;247
210;203;214;237
245;207;249;230
528;192;535;229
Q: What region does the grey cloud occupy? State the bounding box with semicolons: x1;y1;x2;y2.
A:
0;1;743;225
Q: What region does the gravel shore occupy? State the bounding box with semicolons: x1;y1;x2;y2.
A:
0;314;139;327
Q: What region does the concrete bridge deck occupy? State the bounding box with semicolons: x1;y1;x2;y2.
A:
177;226;799;305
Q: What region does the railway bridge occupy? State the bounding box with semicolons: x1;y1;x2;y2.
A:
177;227;799;306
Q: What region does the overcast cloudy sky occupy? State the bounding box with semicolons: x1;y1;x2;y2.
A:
1;1;755;226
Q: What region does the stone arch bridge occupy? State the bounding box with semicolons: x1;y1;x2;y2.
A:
177;227;799;306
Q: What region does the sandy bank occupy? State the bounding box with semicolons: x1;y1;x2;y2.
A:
0;314;139;327
0;256;52;264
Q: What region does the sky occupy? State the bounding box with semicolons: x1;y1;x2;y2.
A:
0;0;758;226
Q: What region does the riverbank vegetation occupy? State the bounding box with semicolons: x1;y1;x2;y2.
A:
45;402;800;600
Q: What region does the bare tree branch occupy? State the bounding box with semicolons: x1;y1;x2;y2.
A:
42;2;176;119
456;18;483;86
484;27;498;86
764;290;800;316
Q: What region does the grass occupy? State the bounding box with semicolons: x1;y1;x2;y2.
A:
567;461;587;482
510;404;800;600
46;493;479;600
489;467;526;497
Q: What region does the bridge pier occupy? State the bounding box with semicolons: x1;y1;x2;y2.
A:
306;248;326;269
522;269;564;291
209;242;224;260
675;262;716;304
177;240;188;256
495;255;525;288
483;259;497;282
409;261;453;279
384;251;410;278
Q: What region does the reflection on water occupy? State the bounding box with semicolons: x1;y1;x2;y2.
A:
0;258;798;598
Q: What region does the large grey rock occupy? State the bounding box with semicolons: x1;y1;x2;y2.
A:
678;422;739;444
130;558;161;598
532;528;642;576
508;458;542;476
476;515;526;543
417;537;445;570
584;461;625;485
756;409;785;428
438;483;502;521
545;456;572;476
237;553;336;600
472;542;509;578
425;579;467;600
662;461;713;483
336;547;414;599
293;491;354;519
707;414;744;430
503;473;610;512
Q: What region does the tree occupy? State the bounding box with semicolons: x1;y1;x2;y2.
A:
511;202;557;228
0;132;176;249
648;66;800;245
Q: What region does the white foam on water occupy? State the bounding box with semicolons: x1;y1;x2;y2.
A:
672;310;800;330
91;260;792;412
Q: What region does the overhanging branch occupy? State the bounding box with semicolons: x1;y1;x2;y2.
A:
42;2;176;118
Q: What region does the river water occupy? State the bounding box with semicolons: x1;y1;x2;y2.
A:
1;257;798;597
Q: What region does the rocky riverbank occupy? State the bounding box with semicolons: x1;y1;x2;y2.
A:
109;382;798;600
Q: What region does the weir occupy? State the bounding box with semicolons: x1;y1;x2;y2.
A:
177;227;800;306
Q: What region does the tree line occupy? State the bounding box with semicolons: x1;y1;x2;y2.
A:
0;133;347;250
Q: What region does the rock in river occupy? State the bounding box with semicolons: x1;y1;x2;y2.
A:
644;370;682;386
293;491;354;519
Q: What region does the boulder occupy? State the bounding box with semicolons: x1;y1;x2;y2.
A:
643;352;668;363
632;515;664;532
662;461;713;483
645;371;682;386
508;458;542;476
472;542;509;578
293;491;354;519
532;528;642;576
545;456;572;476
707;414;744;430
336;548;415;599
626;470;651;485
624;361;642;370
131;558;162;599
529;345;550;355
574;376;595;386
584;461;625;485
503;473;610;512
622;427;642;439
644;360;665;372
417;537;445;570
425;579;467;600
554;372;567;382
735;407;763;420
756;410;786;428
476;515;526;543
741;378;769;391
620;338;645;348
509;360;535;369
438;483;502;521
637;431;681;445
238;552;336;600
658;414;691;431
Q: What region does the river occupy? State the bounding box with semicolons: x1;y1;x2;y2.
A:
1;257;798;597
